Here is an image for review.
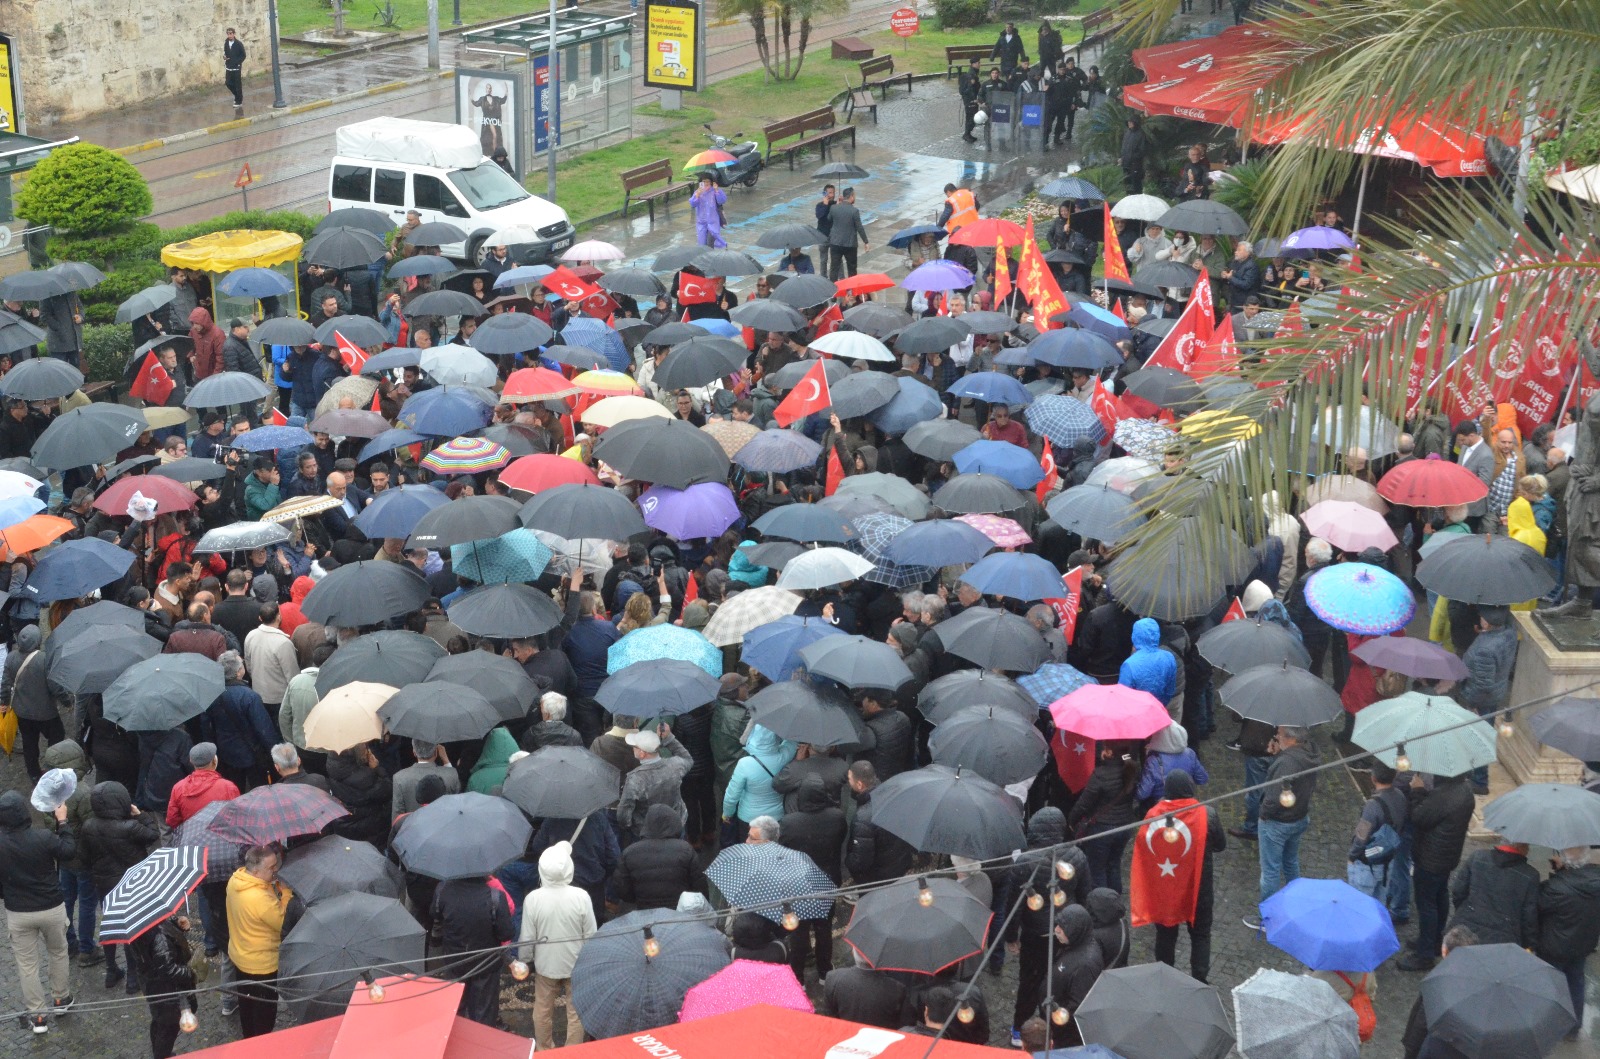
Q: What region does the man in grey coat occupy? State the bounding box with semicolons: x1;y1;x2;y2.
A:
615;725;692;842
1455;419;1494;529
39;293;83;369
1456;605;1516;793
2;626;62;782
826;188;869;281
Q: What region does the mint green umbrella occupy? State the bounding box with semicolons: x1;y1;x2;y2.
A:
1352;693;1497;778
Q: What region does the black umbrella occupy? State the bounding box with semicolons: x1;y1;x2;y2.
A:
829;371;900;419
392;791;532;879
1046;484;1146;544
47;625;163;697
814;162;869;179
597;659;720;716
49;262;105;291
1043;247;1088;266
770;273;838;309
1077;962;1234;1059
1416;534;1557;605
842;877;992;974
103;654;226;731
797;634;913;691
405;221;468;246
252;316;317;347
312;314;388;348
961;310;1019;334
756;223;828;249
599;268;666;299
147;457;230;484
377;681;502;743
405;289;485;318
300;560;430;627
692;248;764;276
1480;783;1600;849
315;631;446;697
467;312;556;356
278;836;405;905
132;336;194;365
502;746;621;818
746;680;869;748
0;313;45;358
31;404;145;470
570;909;731;1040
930;606;1049;673
45;599;143;652
1135;260;1203;289
1529;697;1600;760
519;482;650;539
918;669;1038;725
315;208;395;237
904;419;982;460
302;227;387;269
844;302;912;337
729;299;809;332
1155;200;1249;238
185;370;273;408
745;540;805;569
650;246;703;272
0;358;83;399
1220;662;1343;727
1421;943;1575;1059
478;422;554;458
113;284;178;325
447;583;564;638
928;705;1050;785
870;764;1026;858
407;494;522;548
278;892;426;1019
1122;366;1204;411
896;316;970;356
640;321;709;347
24;538;134;603
1138;317;1178;338
426;652;540;722
933;473;1028;514
1196;617;1313;673
591;418;730;489
655;336;748;390
0;270;72;301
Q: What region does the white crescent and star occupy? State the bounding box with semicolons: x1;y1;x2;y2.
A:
801;379;822;402
1144;815;1193;858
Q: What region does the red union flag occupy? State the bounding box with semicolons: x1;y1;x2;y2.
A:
1144;272;1215;375
994;233;1013;306
542;266;601;304
1404;308;1446;419
332;330;368;374
129;350;175;405
1102;202;1131;284
1505;302;1576;434
1044;566;1084;644
678;273;716;305
1017;215;1068;331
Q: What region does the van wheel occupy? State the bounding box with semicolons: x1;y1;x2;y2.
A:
467;236;488;266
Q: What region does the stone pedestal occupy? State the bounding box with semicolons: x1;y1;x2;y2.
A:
1504;612;1599;786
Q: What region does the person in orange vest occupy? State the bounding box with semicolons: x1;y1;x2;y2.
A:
938;184;980;234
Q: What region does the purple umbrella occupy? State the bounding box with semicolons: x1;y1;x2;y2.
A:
1063;304;1131;341
902;260;975;292
1350;636;1468;680
639;483;741;540
1280;225;1355;254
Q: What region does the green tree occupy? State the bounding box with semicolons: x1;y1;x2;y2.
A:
716;0;849;81
16;142;153;235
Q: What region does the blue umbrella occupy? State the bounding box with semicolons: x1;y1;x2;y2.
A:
450;529;553;584
741;615;845;680
1304;562;1416;635
357;428;429;464
902;260;974;292
884;518;993;568
995;345;1037;367
352;484;450;539
1064;304;1132;341
953;439;1045;489
0;495;45;530
398;387;494;437
960;551;1069;601
559;317;629;372
948;371;1033;407
1038;176;1106;200
850;511;935;590
607;624;722;677
217;267;294;299
235;425;314;452
695;318;742;339
25;538;134;602
888;224;948;250
493;264;554;289
1026;394;1107;447
733;428;821;473
1029;329;1123;370
1017;662;1093;706
638;483;741;540
1259;878;1400;972
360;347;424;375
871;376;944;434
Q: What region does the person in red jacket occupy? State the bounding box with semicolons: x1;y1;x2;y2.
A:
165;743;240;829
189;308;225;380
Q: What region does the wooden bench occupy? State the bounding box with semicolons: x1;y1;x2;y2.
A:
619;159;694;221
945;44;1000;78
761;108;857;168
843;78;879;123
81;379;118;403
832;36;873;60
858;55;912;99
1076;6;1130;59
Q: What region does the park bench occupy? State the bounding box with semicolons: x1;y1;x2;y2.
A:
832;36;874;60
619;159;694;221
945;44;1001;79
857;55;912;99
81;379;117;403
762;108;857;169
844;78;879;123
1076;5;1131;59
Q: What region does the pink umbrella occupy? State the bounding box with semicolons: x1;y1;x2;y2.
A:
1302;499;1399;554
1048;684;1171;740
955;513;1031;549
678;959;813;1022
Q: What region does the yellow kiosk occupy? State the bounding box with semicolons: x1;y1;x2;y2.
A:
159;229;304;326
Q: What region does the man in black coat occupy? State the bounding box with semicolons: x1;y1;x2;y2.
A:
781;775;847;983
129;917;197;1058
990;22;1027;77
223;28;246;107
772;744;848;813
1537;847;1600;1027
845;762;914;885
614;804;704;910
1446;841;1539;948
431;877;516;1026
0;790;76;1031
1045;904;1104;1047
856;692;913;780
957;60;984;143
1398;773;1477;971
820;949;906;1028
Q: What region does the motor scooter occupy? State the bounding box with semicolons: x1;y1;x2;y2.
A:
700;124;763;188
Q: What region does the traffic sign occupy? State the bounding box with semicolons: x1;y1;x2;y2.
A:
890;8;919;37
234;162;255;188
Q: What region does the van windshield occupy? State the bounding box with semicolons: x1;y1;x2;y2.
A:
448;164;530;211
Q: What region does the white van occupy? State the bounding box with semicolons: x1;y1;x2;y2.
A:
328;116;575;265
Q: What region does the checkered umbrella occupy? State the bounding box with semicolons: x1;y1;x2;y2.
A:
99;846;207;944
207;783;351;846
702;586;804;647
166;800;245;877
850;511;936;590
1026;394;1107;448
607;623;723;677
1017;662;1094;706
706;842;834;923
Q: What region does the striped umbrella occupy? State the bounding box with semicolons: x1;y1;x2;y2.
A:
421;437;511;475
572;369;642;396
99;846;207;944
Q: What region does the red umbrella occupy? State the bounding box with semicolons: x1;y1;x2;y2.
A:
1377;455;1490;506
835;272;896;296
947;217;1027;247
92;474;198;516
1048;683;1170;740
499;453;602;493
502;366;580;402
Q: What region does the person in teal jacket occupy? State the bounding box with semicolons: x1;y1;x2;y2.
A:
468;728;519;795
721;725;796;828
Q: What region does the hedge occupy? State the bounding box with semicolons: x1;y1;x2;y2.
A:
83;324;135;385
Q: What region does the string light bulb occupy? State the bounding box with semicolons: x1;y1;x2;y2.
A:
368;980;386;1002
1050;1004;1071;1026
1162;816;1180;844
1278;785;1296;809
179;1008;199;1034
956;1003;976;1024
782;903;800;931
643;926;661;959
1025;887;1044;911
917;877;935;908
1055;859;1076;881
510;959;530;981
1498;717;1516;739
1051;885;1067;908
1394;745;1410;773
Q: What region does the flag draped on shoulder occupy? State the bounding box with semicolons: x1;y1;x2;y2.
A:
1130;797;1210;928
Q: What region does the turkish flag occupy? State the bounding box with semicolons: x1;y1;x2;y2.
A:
1102;203;1131;284
370;386;383;414
580;290;619;319
825;447;845;496
1045;565;1083;644
129;351;175;406
678;274;716;305
772;358;833;427
543;266;601;304
332;330;368;374
270;407;289;426
1035;438;1059;504
1130;798;1210;927
1089;377;1128;435
683;569;700;606
812;304;844;337
1143;272;1215;375
1050;728;1096;794
994;234;1014;306
1222;597;1246;623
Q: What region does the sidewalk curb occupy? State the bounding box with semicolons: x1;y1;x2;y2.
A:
113;70;454;157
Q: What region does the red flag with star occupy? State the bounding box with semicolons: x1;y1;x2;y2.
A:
772;358;833;427
543;266;601;304
812;304;844;337
683;569;700;606
1102;202;1131;284
1222;597;1246;623
129;351;175;405
1089;377;1129;435
1130;797;1210;927
270;407;289;426
1016;215;1068;332
332;330;368;374
1111;299;1127;322
1035;438;1059;503
678;274;716;305
994;234;1013;307
1050;728;1096;794
370;386;383;414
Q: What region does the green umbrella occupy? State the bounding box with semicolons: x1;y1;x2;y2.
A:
1351;693;1497;778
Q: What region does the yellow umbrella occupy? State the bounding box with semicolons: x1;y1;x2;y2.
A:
1179;410;1260;442
580;395;671;429
142;407;190;429
303;681;396;752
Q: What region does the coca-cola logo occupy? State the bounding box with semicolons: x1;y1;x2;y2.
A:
1172;107;1208;120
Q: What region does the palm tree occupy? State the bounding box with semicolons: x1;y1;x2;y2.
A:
716;0;849;81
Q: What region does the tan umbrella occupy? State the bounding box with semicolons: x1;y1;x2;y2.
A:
142;407;190;430
702;586;803;647
315;375;380;418
262;494;342;523
581;395;671;429
702;419;762;459
303;681;397;752
1303;474;1388;514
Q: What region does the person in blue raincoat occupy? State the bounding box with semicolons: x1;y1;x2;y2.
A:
1118;617;1177;704
690;175;727;248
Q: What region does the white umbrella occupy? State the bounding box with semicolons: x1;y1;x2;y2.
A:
0;470;43;501
1111;194;1171;222
528;531;618;576
1233;968;1359;1059
809;330;896;363
580;395;672;428
563;240;625;262
1311;405;1401;459
420;345;497;388
483;225;542;248
1085;455;1161;496
775;546;874;591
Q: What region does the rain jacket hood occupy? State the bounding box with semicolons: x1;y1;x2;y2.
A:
1131;617;1160;650
291;576;315;604
796;773;832;814
537;840;576;886
90;780;134;820
189;307;218;333
0;789;29;830
1086;887;1125;928
468;727;519;793
1054;903;1094;947
1149;722;1188;756
1162;768;1197;800
15;625;39;654
43;740;88;778
642;803;681;841
1026;806;1068;847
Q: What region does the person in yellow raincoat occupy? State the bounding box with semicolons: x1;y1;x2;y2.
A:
1506;475;1550;611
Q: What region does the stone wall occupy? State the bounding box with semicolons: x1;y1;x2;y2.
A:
2;0;271;124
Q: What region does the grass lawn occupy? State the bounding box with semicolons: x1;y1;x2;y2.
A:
277;0;539;38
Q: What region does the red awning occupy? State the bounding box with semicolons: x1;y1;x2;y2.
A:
1131;25;1283;79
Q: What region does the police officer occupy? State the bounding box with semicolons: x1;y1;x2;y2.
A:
958;58;984;143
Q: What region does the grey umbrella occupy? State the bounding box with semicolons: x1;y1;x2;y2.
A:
1136;260;1203;290
1416;534;1557;605
756;222;827;249
0;270;72;301
753;503;856;544
467;312;556;356
103;654;226;731
597;659;720;717
842;877;992;974
814;162;869;179
599;268;666;299
746;680;869;748
932;473;1028;514
316;208;395;237
113;284;178;325
313;314;388;347
844;302;912;337
931;606;1050;673
447;583;564;639
426;652;540;721
641;321;710;347
405;221;468;246
918;669;1038;725
591;417;730;489
1196;617;1314;673
1232;968;1358;1059
302;227;387;269
278;837;404;905
1219;662;1343;728
194;521;291;552
392;792;533;879
0;357;83;400
377;681;503;743
184;370;273;408
829;370;901;419
46;625;163;697
1530;698;1600;760
655;336;748;390
1104;550;1222;623
895;316;970;356
692;248;764;276
1046;484;1146;544
571;909;731;1039
869;764;1025;858
503;746;621;818
835;472;931;519
1122;366;1204;411
1155;200;1250;238
31;404;145;470
770;273;838;308
386;255;458;279
251;316;316;347
1481;783;1600;850
278;892;426;1019
770;356;851;392
1077;963;1234;1059
49;262;106;291
729;299;808;332
0;312;46;357
519;482;649;540
315;631;446;697
148;457;229;483
928;705;1050;785
301;560;431;627
797;634;913;691
650;246;703;272
1422;943;1576;1059
904;419;982;460
404;288;485;318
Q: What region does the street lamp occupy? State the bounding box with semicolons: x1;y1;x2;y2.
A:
268;0;288;108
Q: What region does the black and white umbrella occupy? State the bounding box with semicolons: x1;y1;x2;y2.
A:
98;846;207;944
194;521;292;554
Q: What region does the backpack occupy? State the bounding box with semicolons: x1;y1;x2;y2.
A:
1356;792;1401;867
1336;972;1376;1042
